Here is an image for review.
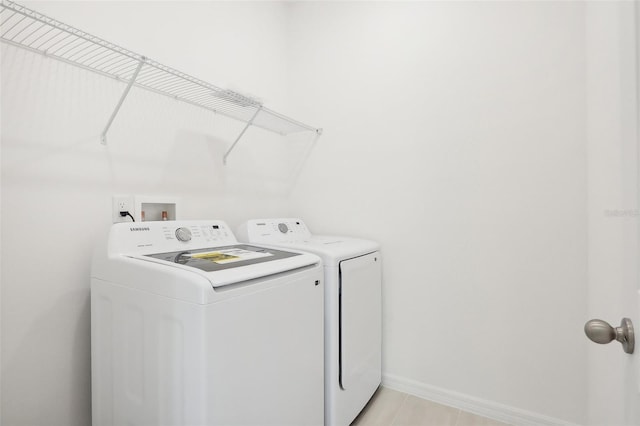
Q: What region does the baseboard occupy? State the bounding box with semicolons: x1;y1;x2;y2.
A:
382;373;582;426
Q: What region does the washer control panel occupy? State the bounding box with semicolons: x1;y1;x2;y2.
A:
237;218;312;244
110;220;237;255
162;223;232;244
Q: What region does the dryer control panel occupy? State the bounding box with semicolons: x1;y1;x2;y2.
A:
109;220;237;255
237;218;312;244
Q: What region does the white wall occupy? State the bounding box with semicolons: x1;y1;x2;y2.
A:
1;2;305;425
286;2;588;424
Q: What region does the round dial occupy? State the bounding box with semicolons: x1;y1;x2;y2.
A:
175;227;192;242
278;223;289;234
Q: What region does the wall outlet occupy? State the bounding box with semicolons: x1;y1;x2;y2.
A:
112;195;135;223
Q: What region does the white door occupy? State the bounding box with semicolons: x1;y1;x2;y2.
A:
586;2;640;424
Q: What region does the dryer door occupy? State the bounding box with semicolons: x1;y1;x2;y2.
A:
339;251;382;394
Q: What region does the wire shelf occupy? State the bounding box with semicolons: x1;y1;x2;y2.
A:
0;0;321;155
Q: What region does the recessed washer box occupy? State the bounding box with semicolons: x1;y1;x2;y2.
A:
134;196;180;222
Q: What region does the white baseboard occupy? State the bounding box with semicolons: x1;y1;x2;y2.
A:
382;373;582;426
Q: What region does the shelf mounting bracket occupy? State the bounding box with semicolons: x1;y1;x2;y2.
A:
223;105;263;164
101;57;146;145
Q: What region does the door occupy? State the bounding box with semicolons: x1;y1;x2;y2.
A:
586;2;640;424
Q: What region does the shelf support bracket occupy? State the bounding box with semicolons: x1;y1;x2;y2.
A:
101;57;146;145
223;105;263;164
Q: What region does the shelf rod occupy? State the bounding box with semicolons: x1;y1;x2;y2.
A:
101;57;145;145
223;106;263;165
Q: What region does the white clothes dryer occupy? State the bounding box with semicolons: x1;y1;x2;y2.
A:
237;218;382;426
91;220;324;426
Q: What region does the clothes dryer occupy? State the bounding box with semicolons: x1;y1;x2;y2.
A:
237;219;381;426
91;220;324;426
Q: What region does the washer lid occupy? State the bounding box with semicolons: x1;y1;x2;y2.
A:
144;244;298;272
133;244;319;287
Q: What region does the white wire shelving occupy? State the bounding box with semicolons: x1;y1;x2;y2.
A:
0;0;322;163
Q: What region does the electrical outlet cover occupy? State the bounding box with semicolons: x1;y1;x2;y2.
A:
112;195;134;223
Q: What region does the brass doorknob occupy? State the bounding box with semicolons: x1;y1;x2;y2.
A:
584;318;634;354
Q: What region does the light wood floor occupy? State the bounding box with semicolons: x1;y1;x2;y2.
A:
351;387;511;426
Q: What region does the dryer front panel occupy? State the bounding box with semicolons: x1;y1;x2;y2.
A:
338;251;382;422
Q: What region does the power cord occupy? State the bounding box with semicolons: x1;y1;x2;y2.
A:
120;211;135;222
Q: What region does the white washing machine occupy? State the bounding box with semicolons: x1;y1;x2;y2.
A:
237;218;382;426
91;220;324;426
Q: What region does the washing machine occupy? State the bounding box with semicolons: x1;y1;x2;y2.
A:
91;220;324;426
237;218;382;426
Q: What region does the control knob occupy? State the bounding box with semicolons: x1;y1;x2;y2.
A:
278;223;289;234
175;227;192;242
